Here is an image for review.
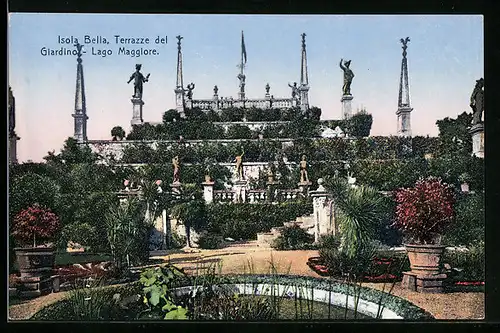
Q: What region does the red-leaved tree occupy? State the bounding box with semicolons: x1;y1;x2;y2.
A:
392;177;455;244
11;204;60;247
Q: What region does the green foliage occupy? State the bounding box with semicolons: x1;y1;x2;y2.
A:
443;192;484;247
104;197;151;271
319;235;377;279
9;172;61;220
139;265;188;320
67;278;109;320
197;232;224;249
163;109;181;123
111;126;126;141
324;178;390;255
436;111;473;156
271;225;314;250
59;222;99;251
205;202;313;240
226;124;253;139
345;112;373;138
443;241;485;282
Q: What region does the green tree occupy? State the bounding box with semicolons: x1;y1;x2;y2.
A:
111;126;126;141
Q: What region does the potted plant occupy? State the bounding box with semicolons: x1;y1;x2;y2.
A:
393;177;455;276
458;173;471;192
11;204;60;279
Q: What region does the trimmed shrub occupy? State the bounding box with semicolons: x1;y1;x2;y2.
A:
197;233;224;249
206;202;313;240
271;225;314;250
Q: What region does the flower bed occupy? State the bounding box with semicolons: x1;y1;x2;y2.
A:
307;257;399;282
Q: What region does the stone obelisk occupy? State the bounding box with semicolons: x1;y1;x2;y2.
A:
9;86;20;164
397;37;413;137
72;43;88;143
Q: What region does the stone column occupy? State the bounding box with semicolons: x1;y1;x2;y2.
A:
309;178;329;243
9;133;20;164
202;178;215;204
298;180;312;197
341;94;353;120
131;98;144;126
470;123;484;158
266;177;280;202
170;181;182;197
233;179;248;203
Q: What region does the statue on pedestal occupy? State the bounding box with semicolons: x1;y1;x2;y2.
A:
213;85;218;95
234;152;245;180
288;82;298;99
186;83;195;100
265;83;270;95
470;78;484;125
300;155;309;183
172;156;181;183
339;59;354;95
127;64;150;99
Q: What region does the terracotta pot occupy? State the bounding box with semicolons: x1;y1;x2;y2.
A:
404;244;445;276
14;247;55;279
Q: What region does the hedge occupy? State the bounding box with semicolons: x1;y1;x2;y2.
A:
205;201;313;240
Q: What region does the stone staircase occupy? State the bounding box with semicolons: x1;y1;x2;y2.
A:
256;214;316;247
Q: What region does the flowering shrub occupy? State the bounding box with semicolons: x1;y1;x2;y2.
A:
393;177;455;244
11;204;60;247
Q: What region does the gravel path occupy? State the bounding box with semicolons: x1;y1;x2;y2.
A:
9;241;484;320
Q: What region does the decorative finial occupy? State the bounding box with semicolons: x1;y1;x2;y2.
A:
74;42;83;61
176;35;183;50
301;33;306;48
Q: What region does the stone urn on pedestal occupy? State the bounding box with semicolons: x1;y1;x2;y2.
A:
393;177;456;293
11;204;61;297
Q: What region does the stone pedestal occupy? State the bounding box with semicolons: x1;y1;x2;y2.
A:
397;106;413;137
470;123;484;158
341;94;354;120
9;133;20;164
309;179;329;243
131;98;144;126
170;182;182;197
233;179;248;203
16;275;54;298
202;180;215;204
298;181;313;196
266;179;280;202
402;272;447;293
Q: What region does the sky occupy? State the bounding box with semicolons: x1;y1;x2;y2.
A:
8;14;483;163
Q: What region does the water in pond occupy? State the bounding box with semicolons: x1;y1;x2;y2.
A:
239;296;372;320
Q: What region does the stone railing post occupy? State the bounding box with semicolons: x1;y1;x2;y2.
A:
309;178;329;243
202;176;215;204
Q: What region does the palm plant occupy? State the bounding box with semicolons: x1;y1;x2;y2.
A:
105;197;151;272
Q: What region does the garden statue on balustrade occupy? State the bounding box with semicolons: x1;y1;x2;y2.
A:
299;155;310;184
234;152;245;180
172;156;181;184
339;59;355;95
127;64;150;99
470;78;484;125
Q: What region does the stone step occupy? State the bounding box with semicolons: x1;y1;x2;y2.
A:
256;232;277;247
283;221;303;228
270;227;285;236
